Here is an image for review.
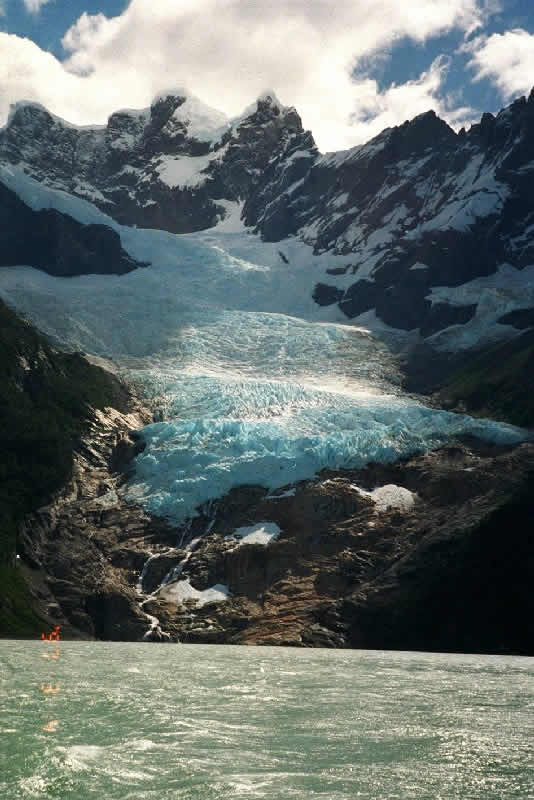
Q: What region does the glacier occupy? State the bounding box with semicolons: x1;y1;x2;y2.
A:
0;167;528;525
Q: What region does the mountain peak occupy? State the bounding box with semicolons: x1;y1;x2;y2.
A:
387;109;456;156
149;90;229;144
256;89;283;108
151;86;191;105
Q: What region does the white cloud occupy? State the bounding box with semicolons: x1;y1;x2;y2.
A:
467;28;534;99
342;57;476;145
0;1;496;151
23;0;52;14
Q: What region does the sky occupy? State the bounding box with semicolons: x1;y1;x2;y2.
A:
0;0;533;152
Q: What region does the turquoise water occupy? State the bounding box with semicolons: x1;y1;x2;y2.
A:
1;642;533;799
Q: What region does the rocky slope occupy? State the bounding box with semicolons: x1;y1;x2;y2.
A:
131;439;534;655
0;181;143;277
15;402;175;642
0;298;145;635
12;388;534;655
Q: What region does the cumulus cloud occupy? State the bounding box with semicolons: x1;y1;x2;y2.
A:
467;28;534;99
344;57;476;145
23;0;52;14
1;0;495;150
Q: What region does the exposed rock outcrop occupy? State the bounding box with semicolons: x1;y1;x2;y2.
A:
131;439;534;656
0;92;316;235
0;297;157;637
12;382;534;655
15;402;179;641
0;181;143;277
2;89;534;343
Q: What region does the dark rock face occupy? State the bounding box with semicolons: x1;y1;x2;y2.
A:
3;89;534;339
312;283;344;306
344;471;534;654
432;328;534;427
0;182;143;276
127;440;534;655
244;92;534;336
498;308;534;329
15;400;178;641
0;93;316;236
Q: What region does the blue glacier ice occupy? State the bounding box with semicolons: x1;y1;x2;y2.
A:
0;168;528;524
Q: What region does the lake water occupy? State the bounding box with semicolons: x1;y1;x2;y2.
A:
1;641;533;799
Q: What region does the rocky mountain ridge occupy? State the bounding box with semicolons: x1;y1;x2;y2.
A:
0;91;314;234
2;87;534;348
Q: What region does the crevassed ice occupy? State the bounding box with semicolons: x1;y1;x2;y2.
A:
0;168;528;526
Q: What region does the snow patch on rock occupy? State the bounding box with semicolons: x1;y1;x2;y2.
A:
156;153;217;189
229;522;281;546
355;484;416;512
427;263;534;351
159;579;230;607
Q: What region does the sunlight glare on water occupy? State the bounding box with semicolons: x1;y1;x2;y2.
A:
1;642;533;800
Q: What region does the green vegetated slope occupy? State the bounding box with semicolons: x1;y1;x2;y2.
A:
0;298;127;636
438;330;534;428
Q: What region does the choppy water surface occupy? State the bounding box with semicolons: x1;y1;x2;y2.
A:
1;641;533;799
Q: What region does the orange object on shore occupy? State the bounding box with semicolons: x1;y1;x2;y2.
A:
41;625;61;642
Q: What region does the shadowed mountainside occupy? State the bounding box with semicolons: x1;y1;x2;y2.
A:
0;299;136;635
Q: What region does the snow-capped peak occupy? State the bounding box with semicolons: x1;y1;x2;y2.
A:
4;100;106;132
256;89;283;108
228;90;291;134
170;93;230;144
151;86;192;105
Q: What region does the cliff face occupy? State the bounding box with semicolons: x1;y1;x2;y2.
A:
129;439;534;655
0;182;143;277
15;403;174;642
0;299;141;635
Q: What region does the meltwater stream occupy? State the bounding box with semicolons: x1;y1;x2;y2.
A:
0;200;527;524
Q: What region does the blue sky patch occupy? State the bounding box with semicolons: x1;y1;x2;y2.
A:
1;1;127;56
355;0;534;117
